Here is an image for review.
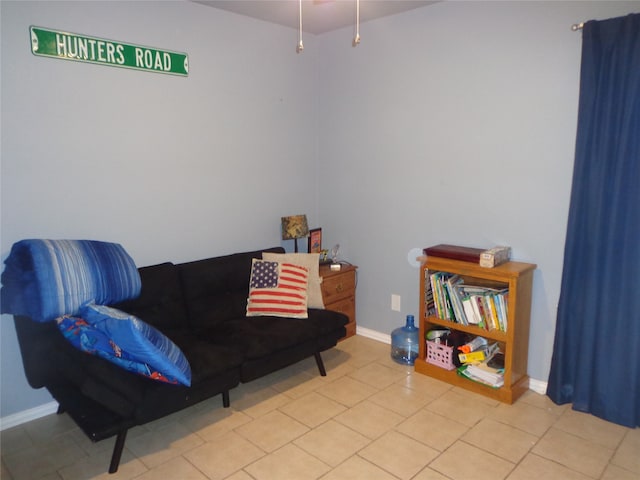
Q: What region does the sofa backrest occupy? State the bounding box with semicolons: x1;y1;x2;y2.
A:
13;315;67;389
178;247;284;329
111;262;189;331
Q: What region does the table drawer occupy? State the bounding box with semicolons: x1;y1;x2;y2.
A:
325;296;355;325
321;270;356;304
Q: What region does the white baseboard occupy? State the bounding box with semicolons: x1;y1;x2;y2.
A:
0;401;59;431
528;377;548;395
355;327;548;396
356;326;391;344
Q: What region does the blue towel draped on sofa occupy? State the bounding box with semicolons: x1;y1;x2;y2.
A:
1;239;141;322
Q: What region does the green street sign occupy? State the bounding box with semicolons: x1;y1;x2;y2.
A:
30;26;188;76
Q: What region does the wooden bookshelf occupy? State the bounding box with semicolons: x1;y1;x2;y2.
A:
414;256;536;404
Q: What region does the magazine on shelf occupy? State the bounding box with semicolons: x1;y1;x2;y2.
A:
457;350;505;388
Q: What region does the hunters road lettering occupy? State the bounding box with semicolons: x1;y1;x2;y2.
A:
134;48;172;72
56;33;125;65
56;34;171;72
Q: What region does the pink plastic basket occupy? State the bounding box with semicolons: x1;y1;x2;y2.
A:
426;340;455;370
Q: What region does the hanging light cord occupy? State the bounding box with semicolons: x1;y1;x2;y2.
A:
353;0;361;46
297;0;304;53
296;0;360;52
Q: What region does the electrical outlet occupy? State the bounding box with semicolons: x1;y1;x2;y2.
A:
391;294;401;312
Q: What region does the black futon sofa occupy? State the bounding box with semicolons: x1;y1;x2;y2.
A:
11;246;348;473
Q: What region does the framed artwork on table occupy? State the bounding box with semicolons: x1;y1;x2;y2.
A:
308;228;322;254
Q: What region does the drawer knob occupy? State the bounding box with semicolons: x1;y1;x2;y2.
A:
335;283;344;293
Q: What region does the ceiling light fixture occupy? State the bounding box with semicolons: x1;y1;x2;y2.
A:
296;0;304;53
353;0;361;47
296;0;361;53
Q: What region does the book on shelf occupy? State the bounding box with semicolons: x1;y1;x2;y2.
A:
497;291;508;330
462;296;479;326
459;285;509;332
484;295;497;330
429;273;442;319
425;272;509;332
429;271;465;324
424;270;436;317
430;271;452;321
475;295;489;329
445;275;468;326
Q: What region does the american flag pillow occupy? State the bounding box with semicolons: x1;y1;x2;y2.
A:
246;259;309;318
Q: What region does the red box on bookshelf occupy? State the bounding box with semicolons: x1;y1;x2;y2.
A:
423;244;484;263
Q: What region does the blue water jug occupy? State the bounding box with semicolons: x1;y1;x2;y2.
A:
391;315;419;365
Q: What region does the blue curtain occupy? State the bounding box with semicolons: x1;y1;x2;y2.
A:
547;13;640;428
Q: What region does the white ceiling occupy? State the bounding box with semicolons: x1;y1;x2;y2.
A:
192;0;439;35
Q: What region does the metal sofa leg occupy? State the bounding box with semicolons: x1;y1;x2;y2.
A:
222;390;230;408
108;430;128;474
314;352;327;376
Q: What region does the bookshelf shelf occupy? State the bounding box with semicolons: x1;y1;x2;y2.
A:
414;256;536;404
424;316;509;343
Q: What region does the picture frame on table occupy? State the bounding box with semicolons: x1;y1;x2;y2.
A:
308;228;322;254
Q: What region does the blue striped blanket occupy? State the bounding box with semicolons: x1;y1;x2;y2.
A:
1;239;141;322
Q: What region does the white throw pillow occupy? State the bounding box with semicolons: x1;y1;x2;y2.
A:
262;252;324;309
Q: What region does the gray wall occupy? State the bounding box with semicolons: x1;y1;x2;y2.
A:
316;0;639;384
2;0;638;420
0;0;320;418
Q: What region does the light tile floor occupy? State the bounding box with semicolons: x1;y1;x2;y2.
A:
2;335;639;480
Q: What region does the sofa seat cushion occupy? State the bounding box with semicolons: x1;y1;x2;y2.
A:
165;330;243;384
51;325;242;421
307;309;349;336
81;353;239;425
199;316;319;360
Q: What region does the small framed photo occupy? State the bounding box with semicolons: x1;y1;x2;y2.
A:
308;228;322;254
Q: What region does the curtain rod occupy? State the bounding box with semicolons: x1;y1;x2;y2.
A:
571;22;584;31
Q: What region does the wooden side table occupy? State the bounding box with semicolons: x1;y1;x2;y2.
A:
319;264;357;339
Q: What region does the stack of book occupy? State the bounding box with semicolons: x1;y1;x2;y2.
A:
426;271;509;331
457;352;505;388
